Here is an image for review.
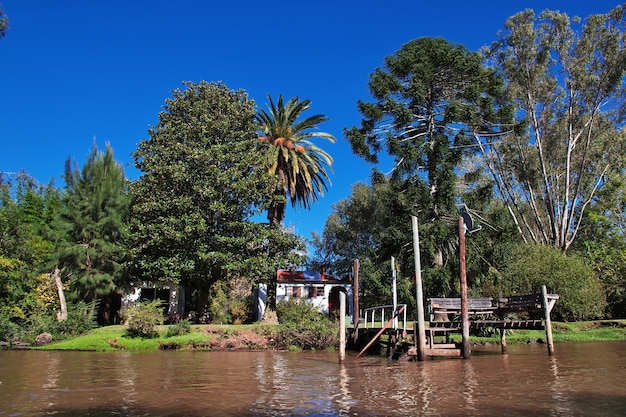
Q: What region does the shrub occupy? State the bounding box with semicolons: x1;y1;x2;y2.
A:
165;319;191;337
53;301;98;338
209;281;231;324
0;313;19;342
122;300;163;338
275;299;338;350
273;321;338;351
276;299;325;326
209;277;253;324
502;244;605;321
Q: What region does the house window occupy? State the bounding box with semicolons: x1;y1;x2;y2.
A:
291;286;302;298
306;286;325;298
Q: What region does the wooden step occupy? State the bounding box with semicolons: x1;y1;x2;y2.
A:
430;343;457;349
425;347;461;357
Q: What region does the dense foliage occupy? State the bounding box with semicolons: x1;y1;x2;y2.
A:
501;244;605;321
0;8;7;39
1;6;625;345
341;37;511;301
127;81;305;315
315;5;625;319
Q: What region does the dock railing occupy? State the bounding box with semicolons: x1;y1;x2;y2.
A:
363;304;407;332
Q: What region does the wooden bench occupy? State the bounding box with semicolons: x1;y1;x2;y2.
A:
422;287;559;355
497;293;543;315
426;297;495;348
428;297;495;322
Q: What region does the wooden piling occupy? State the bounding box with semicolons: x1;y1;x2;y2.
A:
542;285;555;356
352;259;360;344
459;217;470;359
339;291;346;363
412;216;426;361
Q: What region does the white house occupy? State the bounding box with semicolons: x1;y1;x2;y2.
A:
256;269;353;321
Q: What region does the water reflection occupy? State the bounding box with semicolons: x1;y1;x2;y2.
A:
462;361;477;414
0;342;625;416
418;360;433;415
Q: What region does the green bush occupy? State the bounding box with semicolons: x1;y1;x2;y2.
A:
122;300;163;338
165;319;191;337
0;301;98;344
274;321;338;351
502;244;605;321
276;299;325;326
53;301;98;338
209;281;231;324
275;299;338;350
209;277;253;324
0;313;20;342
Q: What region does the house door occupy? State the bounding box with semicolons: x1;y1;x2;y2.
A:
328;287;347;315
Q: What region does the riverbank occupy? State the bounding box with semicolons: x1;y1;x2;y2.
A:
24;319;626;352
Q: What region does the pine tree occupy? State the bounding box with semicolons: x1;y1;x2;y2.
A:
58;143;129;308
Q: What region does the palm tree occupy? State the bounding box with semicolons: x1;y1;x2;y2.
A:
256;95;336;226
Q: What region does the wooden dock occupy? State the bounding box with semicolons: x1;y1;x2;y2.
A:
350;288;559;360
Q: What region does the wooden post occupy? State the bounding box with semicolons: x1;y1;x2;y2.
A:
459;217;470;359
392;256;398;329
542;285;555;356
352;259;360;344
412;216;426;361
500;328;507;354
339;291;346;363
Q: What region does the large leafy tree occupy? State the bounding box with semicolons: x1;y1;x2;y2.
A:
129;82;304;314
480;6;626;251
345;37;509;295
57;143;129;308
256;95;336;226
310;174;519;310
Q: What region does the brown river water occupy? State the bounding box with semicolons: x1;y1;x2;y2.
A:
0;341;624;416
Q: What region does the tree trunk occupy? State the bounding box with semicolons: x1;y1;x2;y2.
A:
53;266;67;322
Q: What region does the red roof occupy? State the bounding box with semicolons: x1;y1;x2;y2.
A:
276;269;351;284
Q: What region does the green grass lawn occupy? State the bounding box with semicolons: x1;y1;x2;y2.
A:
451;320;626;344
35;320;626;352
37;323;277;352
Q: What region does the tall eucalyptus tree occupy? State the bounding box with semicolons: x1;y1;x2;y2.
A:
481;5;626;251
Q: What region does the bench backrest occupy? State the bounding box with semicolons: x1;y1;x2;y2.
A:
429;297;493;310
499;293;543;310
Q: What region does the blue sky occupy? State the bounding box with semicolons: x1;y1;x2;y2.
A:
0;0;620;245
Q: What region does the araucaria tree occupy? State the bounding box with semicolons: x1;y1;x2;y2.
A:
129;82;305;314
58;143;129;308
345;37;508;295
256;95;336;226
481;5;626;251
